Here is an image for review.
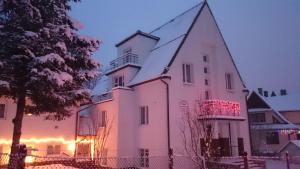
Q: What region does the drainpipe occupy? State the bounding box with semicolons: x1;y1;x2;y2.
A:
243;89;253;155
160;76;172;169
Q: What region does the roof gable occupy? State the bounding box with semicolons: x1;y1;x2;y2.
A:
247;92;270;109
128;2;204;86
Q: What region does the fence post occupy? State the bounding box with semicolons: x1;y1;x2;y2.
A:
169;149;173;169
286;151;290;169
243;151;249;169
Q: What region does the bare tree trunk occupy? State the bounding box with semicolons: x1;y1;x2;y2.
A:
8;94;26;169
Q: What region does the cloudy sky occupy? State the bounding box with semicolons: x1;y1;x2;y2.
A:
70;0;300;94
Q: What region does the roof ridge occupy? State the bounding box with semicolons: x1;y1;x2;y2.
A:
149;2;203;34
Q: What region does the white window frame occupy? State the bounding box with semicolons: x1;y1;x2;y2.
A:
182;63;193;84
113;75;124;87
140;106;149;125
0;104;6;119
139;148;149;168
225;73;233;90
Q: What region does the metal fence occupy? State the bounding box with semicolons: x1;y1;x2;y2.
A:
0;153;253;169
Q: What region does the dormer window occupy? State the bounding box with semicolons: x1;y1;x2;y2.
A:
113;75;124;87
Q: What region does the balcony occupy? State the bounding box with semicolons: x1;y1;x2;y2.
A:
198;100;245;121
106;53;140;73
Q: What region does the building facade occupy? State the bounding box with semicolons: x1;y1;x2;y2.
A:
77;2;251;167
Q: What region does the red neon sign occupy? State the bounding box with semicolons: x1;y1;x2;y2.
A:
199;100;241;116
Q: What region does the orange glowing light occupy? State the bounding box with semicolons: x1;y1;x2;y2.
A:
25;156;34;163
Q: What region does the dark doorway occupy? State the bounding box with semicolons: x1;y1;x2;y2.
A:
238;138;244;156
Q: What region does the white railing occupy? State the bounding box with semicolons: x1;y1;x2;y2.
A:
106;53;139;73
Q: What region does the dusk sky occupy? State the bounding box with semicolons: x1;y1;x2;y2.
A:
70;0;300;94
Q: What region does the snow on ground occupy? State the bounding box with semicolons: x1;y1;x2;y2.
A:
26;164;79;169
266;159;300;169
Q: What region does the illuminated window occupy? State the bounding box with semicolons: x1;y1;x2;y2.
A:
77;143;91;157
0;104;5;119
140;148;149;168
47;145;61;155
140;106;149;125
225;73;233;90
113;75;124;87
266;132;279;144
182;63;193;83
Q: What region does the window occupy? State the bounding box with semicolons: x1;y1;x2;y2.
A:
205;91;210;100
297;134;300;140
225;73;233;90
113;75;124;87
266;132;279;144
182;63;193;83
204;67;208;74
249;113;266;123
47;145;61;155
203;55;208;62
77;143;91;157
140;149;149;168
205;79;209;86
0;104;5;119
140;106;149;125
100;111;107;127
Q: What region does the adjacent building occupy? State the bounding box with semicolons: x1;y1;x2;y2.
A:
247;90;300;155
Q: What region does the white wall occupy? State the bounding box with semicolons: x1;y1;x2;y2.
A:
166;5;250;156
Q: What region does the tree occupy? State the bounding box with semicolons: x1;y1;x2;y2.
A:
0;0;100;168
77;106;113;165
180;100;219;168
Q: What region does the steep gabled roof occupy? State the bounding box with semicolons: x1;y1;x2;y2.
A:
247;91;293;124
127;3;204;86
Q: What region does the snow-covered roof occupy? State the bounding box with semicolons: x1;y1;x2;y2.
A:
128;3;203;86
92;75;110;95
264;93;300;112
248;91;292;124
251;123;300;130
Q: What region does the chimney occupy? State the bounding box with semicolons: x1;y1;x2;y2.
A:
264;91;269;97
271;91;276;97
258;88;263;95
280;89;287;96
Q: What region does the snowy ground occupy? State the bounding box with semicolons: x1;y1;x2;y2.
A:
266;159;300;169
26;164;79;169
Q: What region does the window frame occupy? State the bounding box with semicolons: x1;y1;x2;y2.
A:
100;111;107;127
140;106;149;125
225;73;233;90
182;63;193;84
140;148;149;168
113;75;124;87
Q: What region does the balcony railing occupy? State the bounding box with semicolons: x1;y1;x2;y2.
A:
92;92;112;103
199;99;241;117
106;53;140;73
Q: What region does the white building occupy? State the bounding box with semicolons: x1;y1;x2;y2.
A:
0;98;78;158
77;2;251;166
247;90;300;155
